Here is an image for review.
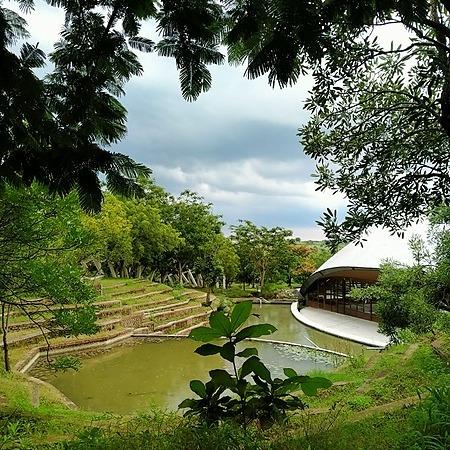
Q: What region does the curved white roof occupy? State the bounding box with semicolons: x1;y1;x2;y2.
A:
301;224;429;294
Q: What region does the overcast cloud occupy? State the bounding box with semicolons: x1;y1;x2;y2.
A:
20;2;352;239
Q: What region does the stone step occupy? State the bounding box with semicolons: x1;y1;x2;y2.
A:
95;300;122;309
154;311;211;334
5;330;51;348
141;300;191;315
111;287;146;298
129;295;177;312
121;289;172;302
102;282;127;290
176;320;208;336
8;319;47;332
96;318;122;332
151;304;203;321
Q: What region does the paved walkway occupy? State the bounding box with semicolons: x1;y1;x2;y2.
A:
291;303;390;348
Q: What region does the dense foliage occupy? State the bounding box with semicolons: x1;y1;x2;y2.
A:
77;181;327;290
0;184;96;371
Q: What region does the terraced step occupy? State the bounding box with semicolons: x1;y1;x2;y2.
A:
141;300;191;315
111;287;146;298
129;295;177;311
9;319;47;332
5;329;51;348
96;318;122;332
176;320;208;336
154;311;211;334
102;282;127;290
95;300;122;309
121;289;172;303
151;304;203;321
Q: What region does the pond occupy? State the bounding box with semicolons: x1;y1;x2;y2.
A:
31;305;364;414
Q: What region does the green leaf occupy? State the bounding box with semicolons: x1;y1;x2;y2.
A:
219;342;235;362
283;368;298;378
209;369;235;388
229;300;252;331
189;326;223;342
190;380;207;398
235;324;277;342
301;377;333;396
209;311;232;336
195;343;222;356
236;347;258;358
178;398;196;409
240;356;272;382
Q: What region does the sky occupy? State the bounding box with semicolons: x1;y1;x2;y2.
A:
16;2;353;240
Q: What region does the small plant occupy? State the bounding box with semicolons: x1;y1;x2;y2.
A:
179;300;332;427
50;355;82;372
401;385;450;449
347;395;373;411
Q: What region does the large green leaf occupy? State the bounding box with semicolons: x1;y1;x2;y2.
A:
189;326;223;342
219;342;235;362
178;398;197;409
190;380;207;398
240;356;272;382
209;369;235;389
209;311;232;336
229;300;252;331
283;368;297;378
300;377;333;396
235;323;277;342
195;343;222;356
236;347;258;358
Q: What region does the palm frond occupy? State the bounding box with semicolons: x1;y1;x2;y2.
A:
76;169;103;213
109;153;152;179
20;42;46;68
128;36;154;52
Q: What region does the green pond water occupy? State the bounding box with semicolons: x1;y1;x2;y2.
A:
31;305;364;414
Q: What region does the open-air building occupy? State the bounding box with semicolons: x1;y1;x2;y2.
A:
299;226;428;322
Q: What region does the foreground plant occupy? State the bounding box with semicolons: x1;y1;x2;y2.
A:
179;300;332;426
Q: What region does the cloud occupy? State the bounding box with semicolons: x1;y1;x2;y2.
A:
13;2;347;240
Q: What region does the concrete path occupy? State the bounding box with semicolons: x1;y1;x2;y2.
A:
291;303;389;348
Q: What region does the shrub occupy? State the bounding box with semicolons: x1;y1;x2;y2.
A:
351;264;438;342
180;301;332;427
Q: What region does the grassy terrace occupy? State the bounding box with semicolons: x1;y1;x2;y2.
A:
0;333;448;449
4;279;209;372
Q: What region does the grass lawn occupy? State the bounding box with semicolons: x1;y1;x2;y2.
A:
1;332;448;449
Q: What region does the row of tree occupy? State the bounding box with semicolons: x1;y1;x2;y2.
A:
78;180;331;290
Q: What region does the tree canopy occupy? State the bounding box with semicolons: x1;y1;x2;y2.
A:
5;1;449;233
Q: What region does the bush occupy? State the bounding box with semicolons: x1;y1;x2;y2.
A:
180;301;332;427
351;264;438;342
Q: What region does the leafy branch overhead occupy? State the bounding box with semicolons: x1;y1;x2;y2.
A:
180;300;332;426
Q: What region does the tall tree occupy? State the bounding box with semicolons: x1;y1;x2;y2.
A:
231;221;293;289
0;185;96;371
1;0;154;211
162;191;223;284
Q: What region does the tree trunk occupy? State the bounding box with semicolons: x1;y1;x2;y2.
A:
92;258;103;275
121;265;129;278
260;269;266;290
136;264;144;279
187;269;198;287
181;272;190;285
178;261;183;284
222;275;226;289
1;303;10;372
107;261;117;278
